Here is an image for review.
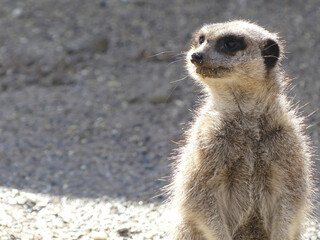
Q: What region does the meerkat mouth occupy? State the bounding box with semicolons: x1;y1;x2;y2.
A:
196;66;230;78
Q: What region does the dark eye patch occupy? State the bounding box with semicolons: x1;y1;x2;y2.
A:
215;35;247;55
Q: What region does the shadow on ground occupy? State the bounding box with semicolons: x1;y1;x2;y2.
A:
0;0;319;201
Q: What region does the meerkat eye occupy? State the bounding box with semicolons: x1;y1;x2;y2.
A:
224;40;239;51
199;35;205;44
216;35;246;55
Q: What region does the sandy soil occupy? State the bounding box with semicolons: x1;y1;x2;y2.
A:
0;0;319;239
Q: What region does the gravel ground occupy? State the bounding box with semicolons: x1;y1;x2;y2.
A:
0;187;319;240
0;187;170;239
0;0;319;239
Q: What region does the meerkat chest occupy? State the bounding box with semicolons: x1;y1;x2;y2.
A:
186;122;281;232
196;119;278;208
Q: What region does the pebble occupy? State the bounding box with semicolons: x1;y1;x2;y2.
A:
91;232;108;240
12;8;23;17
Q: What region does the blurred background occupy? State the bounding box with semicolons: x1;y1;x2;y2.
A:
0;0;319;239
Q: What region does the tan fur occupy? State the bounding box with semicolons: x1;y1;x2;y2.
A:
168;20;313;240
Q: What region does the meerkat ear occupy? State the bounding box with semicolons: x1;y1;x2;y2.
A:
262;39;280;69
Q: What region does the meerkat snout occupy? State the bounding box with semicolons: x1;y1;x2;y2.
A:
190;52;204;65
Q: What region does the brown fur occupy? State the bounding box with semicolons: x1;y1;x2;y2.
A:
168;20;313;240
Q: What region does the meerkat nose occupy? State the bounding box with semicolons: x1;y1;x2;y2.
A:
191;52;204;65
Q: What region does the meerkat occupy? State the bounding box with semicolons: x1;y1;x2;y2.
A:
168;20;313;240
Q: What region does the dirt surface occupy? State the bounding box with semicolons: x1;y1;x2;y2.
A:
0;0;319;239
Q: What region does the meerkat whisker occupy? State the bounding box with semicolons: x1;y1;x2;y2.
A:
170;75;189;84
168;59;185;65
147;50;177;58
165;83;181;102
172;52;187;59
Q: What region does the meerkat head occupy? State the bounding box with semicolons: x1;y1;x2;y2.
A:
187;20;284;88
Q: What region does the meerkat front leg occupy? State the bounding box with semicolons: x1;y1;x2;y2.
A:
170;221;206;240
271;197;308;240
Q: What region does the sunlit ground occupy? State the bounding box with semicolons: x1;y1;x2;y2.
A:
0;187;170;240
0;187;319;239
